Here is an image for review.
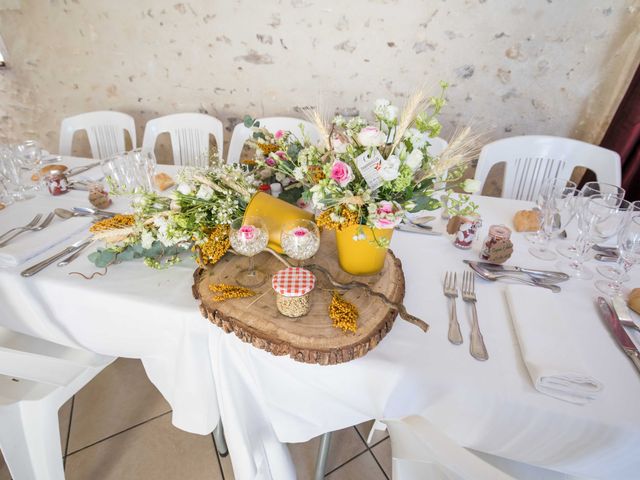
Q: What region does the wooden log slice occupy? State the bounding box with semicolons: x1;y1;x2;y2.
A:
192;230;405;365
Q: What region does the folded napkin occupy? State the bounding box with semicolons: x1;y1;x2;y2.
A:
0;217;92;268
505;285;603;404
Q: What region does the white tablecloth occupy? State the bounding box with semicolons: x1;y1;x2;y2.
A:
1;157;639;480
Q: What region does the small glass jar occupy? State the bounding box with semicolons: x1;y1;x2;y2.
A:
272;267;316;318
453;215;481;249
45;169;69;196
480;225;513;262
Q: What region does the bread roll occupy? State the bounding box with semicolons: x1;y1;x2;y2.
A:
513;210;540;232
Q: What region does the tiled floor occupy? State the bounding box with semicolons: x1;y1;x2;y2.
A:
0;358;391;480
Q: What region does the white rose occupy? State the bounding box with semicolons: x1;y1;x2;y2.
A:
357;126;386;147
176;183;192;195
405;149;424;171
196;184;214;200
462;179;481;194
292;166;305;181
331;134;349;153
378;155;401;181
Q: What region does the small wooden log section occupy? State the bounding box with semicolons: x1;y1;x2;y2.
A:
192;230;406;365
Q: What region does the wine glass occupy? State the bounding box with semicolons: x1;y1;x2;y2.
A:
129;149;157;191
229;216;269;288
557;181;625;259
596;200;640;284
528;180;577;260
280;219;320;266
14;140;43;198
595;214;640;296
102;149;156;193
0;145;22;202
557;195;627;279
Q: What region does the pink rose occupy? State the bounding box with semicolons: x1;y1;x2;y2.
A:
265;157;276;167
239;225;256;241
374;218;396;229
275;150;287;160
377;201;394;215
292;227;309;237
274;130;284;140
329;160;354;187
357;126;386;147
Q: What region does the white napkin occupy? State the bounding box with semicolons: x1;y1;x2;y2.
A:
0;217;92;267
505;285;603;404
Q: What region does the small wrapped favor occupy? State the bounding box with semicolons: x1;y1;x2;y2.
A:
272;267;316;318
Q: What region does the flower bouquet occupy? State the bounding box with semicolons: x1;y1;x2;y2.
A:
250;82;482;274
88;164;258;268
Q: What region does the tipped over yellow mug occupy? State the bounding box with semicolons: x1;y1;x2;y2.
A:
334;224;393;275
243;192;314;253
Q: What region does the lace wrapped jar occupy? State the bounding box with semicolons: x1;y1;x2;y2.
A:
272;267;316;318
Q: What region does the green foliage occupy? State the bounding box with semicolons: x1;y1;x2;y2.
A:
88;242;190;269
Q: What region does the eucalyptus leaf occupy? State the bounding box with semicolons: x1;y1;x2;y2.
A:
243;115;254;128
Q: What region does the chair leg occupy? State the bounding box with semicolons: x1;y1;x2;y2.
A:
213;421;228;457
314;432;332;480
0;402;65;480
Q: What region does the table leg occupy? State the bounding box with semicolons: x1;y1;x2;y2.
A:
213;421;228;457
314;431;332;480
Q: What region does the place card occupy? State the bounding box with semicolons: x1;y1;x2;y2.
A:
355;149;384;191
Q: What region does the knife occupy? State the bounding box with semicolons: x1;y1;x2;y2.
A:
72;206;118;218
596;297;640;374
57;239;94;267
612;295;640;332
463;260;570;282
395;224;442;236
21;237;93;277
66;161;102;177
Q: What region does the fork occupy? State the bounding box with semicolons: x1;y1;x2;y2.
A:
461;271;489;361
0;214;42;243
0;212;55;247
443;272;463;345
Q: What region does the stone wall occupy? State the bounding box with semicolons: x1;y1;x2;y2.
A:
1;0;639;163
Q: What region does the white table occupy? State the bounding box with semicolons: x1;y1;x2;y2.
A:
1;157;639;480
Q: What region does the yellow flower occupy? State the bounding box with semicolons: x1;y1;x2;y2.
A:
257;143;279;155
197;225;230;266
315;207;359;231
329;291;358;333
209;283;256;302
89;214;135;233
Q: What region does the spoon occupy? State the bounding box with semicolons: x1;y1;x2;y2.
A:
469;264;561;293
54;208;84;219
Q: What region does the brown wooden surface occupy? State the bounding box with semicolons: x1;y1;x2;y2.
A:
192;230;406;365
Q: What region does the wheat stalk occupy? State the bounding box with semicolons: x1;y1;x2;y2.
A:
303;105;331;149
390;88;429;153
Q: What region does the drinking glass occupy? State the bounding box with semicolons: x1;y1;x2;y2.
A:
596;200;640;283
102;149;156;193
557;181;625;259
229;216;269;288
595;215;640;296
528;180;577;260
0;145;23;201
280;219;320;266
557;195;628;279
14;140;43;197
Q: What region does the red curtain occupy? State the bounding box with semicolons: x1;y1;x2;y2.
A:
601;64;640;201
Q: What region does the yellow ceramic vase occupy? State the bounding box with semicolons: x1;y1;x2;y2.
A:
334;224;394;276
243;192;314;253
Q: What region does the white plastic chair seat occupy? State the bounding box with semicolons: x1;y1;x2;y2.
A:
384;416;588;480
59;111;136;159
141;113;224;167
0;327;114;480
226;116;320;164
474;135;621;201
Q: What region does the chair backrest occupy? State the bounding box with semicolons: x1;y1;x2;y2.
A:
474;135;622;201
141;113;224;168
226;116;320;164
59;111;136;159
428;137;448;156
0;327;113;401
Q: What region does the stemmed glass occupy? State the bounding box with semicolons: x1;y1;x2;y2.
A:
230;216;269;288
528;178;577;260
558;195;628;279
557;181;625;259
595;215;640;297
280;219;320;266
102;149;156;193
14;140;44;198
0;146;22;202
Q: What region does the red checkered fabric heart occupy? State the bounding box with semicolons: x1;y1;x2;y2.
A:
272;267;316;297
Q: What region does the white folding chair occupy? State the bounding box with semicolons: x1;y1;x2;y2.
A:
0;327;114;480
226;117;320;164
141;113;224;167
384;416;585;480
474;135;621;201
59;111;136;159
